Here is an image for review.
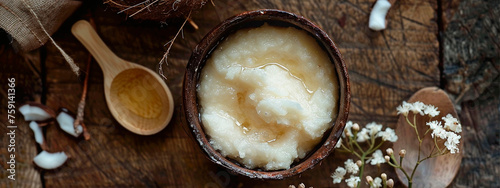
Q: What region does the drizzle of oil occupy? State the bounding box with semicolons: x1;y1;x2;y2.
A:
241;122;251;134
225;61;318;143
229;63;314;94
257;63;314;94
267;138;277;143
222;111;252;135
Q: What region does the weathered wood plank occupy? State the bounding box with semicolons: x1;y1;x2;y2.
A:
442;0;500;187
0;47;43;188
42;2;221;187
1;0;445;187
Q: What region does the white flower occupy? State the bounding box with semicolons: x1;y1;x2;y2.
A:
346;175;361;188
344;159;359;174
343;121;354;138
331;167;346;184
426;120;442;130
371;177;383;188
357;128;370;142
410;101;426;115
442;114;462;133
367;150;386;165
445;131;461;153
431;125;448;139
397;101;411;116
377;127;398;142
428;120;447;139
335;139;342;148
366;122;383;136
423;104;440;117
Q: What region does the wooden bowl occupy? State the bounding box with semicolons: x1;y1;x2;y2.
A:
182;9;350;179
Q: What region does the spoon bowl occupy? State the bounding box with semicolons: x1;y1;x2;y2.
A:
393;87;463;187
72;20;174;135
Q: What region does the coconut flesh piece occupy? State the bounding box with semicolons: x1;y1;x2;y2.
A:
19;103;54;121
56;110;83;137
33;151;68;170
368;0;392;31
29;121;44;145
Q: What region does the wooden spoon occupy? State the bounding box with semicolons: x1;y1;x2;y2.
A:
393;87;463;187
71;20;174;135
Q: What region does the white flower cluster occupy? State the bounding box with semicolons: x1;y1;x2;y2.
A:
340;121;398;143
371;177;382;188
331;166;346;184
331;159;361;187
397;101;440;117
342;121;357;138
333;121;396;187
367;149;386;165
397;101;462;154
331;149;387;187
366;175;384;188
426;114;462;153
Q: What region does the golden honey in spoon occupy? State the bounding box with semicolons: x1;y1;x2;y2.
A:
72;20;174;135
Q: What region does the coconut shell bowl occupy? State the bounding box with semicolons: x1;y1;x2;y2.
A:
182;9;350;179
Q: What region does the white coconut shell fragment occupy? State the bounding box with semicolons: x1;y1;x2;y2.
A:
29;121;44;145
369;0;392;31
56;110;83;137
19;103;55;121
33;151;68;170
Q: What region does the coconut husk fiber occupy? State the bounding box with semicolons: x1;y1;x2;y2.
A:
105;0;207;21
0;0;81;52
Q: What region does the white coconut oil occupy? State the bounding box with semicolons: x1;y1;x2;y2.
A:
198;24;339;170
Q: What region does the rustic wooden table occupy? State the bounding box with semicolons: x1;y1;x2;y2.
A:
1;0;498;187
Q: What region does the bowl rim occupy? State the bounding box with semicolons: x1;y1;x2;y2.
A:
183;9;350;179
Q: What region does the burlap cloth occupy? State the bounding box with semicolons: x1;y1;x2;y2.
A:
0;0;81;52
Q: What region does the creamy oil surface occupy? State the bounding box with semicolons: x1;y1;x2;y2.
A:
197;24;339;170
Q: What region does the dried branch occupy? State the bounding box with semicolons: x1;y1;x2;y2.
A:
129;0;160;18
158;10;192;80
73;18;96;140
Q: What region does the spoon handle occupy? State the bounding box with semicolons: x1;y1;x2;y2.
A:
71;20;124;77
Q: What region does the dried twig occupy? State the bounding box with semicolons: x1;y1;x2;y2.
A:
158;10;192;80
104;0;130;7
187;17;198;30
73;18;96;140
73;54;91;140
129;0;160;18
117;0;150;14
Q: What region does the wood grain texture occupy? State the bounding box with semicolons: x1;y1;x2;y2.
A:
1;0;497;187
442;0;500;187
0;47;43;188
44;0;438;187
40;3;221;187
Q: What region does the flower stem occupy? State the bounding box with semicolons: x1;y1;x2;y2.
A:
410;160;421;181
413;114;422;143
367;140;385;154
405;115;414;128
390;154;411;187
357;152;367;188
354;139;364;153
424;128;432;136
433;136;443;153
